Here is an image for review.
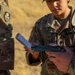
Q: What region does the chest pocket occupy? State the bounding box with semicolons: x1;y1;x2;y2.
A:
41;26;58;45
57;27;75;47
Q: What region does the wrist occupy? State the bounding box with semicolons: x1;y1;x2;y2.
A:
32;53;39;60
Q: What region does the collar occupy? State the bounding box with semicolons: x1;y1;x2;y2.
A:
45;14;62;30
45;7;75;29
71;7;75;26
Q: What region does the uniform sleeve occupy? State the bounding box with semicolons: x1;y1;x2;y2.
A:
26;52;41;66
67;54;75;75
25;21;43;65
67;20;75;74
29;21;44;44
67;43;75;74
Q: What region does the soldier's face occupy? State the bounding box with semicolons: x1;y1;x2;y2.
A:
46;0;70;18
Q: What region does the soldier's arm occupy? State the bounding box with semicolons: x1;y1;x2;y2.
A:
26;52;41;66
25;21;43;66
67;53;75;74
67;8;75;74
68;47;75;75
67;38;75;74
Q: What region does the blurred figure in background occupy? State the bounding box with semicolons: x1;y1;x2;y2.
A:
0;0;14;75
24;0;75;75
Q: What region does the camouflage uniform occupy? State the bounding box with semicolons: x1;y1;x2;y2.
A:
26;6;75;75
0;0;14;75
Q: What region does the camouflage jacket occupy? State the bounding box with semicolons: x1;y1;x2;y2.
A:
0;0;14;70
26;6;75;75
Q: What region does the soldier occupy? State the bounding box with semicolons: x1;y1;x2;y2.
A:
24;0;75;75
0;0;14;75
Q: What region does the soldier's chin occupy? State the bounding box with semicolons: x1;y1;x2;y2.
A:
52;11;61;17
